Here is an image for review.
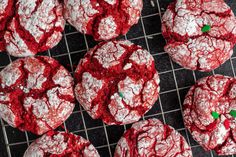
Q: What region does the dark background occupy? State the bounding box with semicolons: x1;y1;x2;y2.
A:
0;0;236;157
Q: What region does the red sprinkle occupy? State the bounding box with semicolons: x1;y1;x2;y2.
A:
223;119;230;129
206;121;218;131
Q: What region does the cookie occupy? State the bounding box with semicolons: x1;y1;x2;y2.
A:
4;0;65;57
183;75;236;155
0;0;14;51
114;118;193;157
74;40;160;125
0;56;75;135
162;0;236;71
63;0;143;41
24;131;100;157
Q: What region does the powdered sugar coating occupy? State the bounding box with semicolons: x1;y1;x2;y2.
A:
122;0;143;25
0;0;7;14
75;72;104;118
0;56;75;135
162;0;236;71
4;0;65;57
114;118;193;157
24;132;100;157
0;0;14;51
104;0;116;5
94;40;126;68
64;0;143;41
75;40;160;125
98;16;117;40
183;75;236;155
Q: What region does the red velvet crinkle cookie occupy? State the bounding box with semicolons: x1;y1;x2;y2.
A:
74;40;160;125
4;0;65;57
183;75;236;155
24;131;100;157
0;56;75;135
63;0;143;41
162;0;236;71
114;118;193;157
0;0;14;52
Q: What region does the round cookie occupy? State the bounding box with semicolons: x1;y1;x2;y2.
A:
24;131;100;157
114;118;193;157
74;40;160;125
183;75;236;155
4;0;65;57
0;0;14;51
162;0;236;71
63;0;143;41
0;56;75;135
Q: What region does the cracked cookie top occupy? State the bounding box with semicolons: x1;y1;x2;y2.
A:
0;56;75;135
63;0;143;41
74;40;160;125
183;75;236;155
162;0;236;71
3;0;65;57
114;118;193;157
24;131;100;157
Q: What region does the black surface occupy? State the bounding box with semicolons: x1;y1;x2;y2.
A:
0;0;236;157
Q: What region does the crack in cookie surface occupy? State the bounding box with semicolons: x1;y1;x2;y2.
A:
3;0;65;57
74;40;160;125
63;0;143;40
162;0;236;71
183;75;236;155
114;118;193;157
0;56;75;135
23;131;100;157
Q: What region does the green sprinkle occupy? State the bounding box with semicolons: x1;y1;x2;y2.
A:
230;109;236;118
118;92;124;98
211;111;220;119
202;25;211;33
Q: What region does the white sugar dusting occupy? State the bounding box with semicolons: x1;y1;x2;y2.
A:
46;32;63;48
0;61;22;88
4;19;34;57
104;0;116;5
123;0;143;25
0;104;16;127
53;66;73;88
115;137;130;157
123;63;132;70
18;0;61;42
142;72;160;105
24;58;47;90
214;122;229;145
0;56;75;135
75;72;104;118
165;36;232;71
118;76;143;107
98;16;117;40
64;0;99;33
162;0;236;72
107;77;146;124
115;119;192;156
24;97;49;119
24;132;99;157
0;0;8;14
83;144;100;157
109;94;140;124
130;49;154;68
24;133;67;156
94;41;126;68
229;84;236;98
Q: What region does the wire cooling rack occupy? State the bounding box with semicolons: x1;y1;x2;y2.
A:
0;0;236;157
